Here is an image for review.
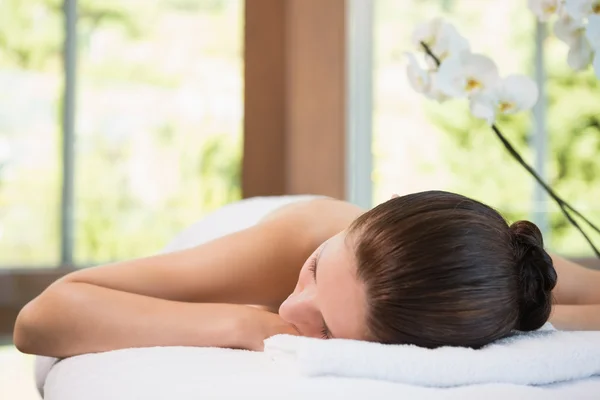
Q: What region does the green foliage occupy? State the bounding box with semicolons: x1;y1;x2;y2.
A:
0;0;62;70
545;58;600;255
73;132;241;264
0;0;143;71
198;133;242;212
0;0;243;266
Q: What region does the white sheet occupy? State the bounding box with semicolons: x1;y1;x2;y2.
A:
41;346;600;400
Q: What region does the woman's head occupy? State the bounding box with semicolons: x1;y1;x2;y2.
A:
278;190;557;348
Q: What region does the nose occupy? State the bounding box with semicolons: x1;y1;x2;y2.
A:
279;286;321;336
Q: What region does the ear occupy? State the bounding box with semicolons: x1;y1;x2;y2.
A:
390;194;399;199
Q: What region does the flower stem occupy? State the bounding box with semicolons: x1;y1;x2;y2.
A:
419;41;600;258
420;42;441;66
491;125;600;258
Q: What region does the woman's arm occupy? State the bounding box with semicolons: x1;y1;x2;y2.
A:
13;217;314;357
14;283;244;357
14;199;359;357
14;282;298;357
550;254;600;330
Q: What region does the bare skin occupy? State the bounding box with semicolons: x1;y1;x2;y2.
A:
13;197;600;358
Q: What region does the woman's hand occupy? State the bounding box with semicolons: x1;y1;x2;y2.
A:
235;306;300;351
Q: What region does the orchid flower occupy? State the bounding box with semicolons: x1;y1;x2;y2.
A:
405;52;450;102
405;52;431;94
412;18;470;67
528;0;563;21
425;73;451;102
469;75;540;125
435;52;500;98
554;8;587;44
408;19;537;121
406;17;600;258
552;8;596;70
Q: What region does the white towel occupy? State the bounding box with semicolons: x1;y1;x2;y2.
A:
264;328;600;388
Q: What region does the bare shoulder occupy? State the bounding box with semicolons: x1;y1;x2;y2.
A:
260;197;365;244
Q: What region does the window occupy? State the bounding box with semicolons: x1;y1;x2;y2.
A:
0;1;63;266
0;0;244;269
372;0;600;257
75;0;243;264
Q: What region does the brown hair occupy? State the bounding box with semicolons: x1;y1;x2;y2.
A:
349;191;557;348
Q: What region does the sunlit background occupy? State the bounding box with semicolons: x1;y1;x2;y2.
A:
1;0;599;398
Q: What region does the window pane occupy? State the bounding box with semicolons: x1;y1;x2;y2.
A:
0;1;62;266
75;0;243;264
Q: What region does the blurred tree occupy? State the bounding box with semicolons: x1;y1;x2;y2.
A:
0;0;61;69
74;132;241;263
545;61;600;255
198;133;242;212
0;0;140;71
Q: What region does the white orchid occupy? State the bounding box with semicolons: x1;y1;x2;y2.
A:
411;17;448;50
411;18;470;67
469;75;540;125
564;0;600;20
429;26;470;66
435;52;500;98
553;10;595;70
405;52;450;102
425;73;451;102
554;10;586;43
405;52;431;94
469;91;498;125
567;33;595;69
528;0;563;21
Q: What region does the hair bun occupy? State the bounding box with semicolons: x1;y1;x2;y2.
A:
509;220;557;331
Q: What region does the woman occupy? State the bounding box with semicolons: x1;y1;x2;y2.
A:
14;191;600;357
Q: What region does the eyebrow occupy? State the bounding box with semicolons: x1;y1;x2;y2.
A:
314;243;335;339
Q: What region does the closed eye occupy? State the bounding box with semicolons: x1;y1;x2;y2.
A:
308;257;318;280
308;243;327;282
306;245;332;339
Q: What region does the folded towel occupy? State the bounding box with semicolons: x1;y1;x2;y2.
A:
264;328;600;388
